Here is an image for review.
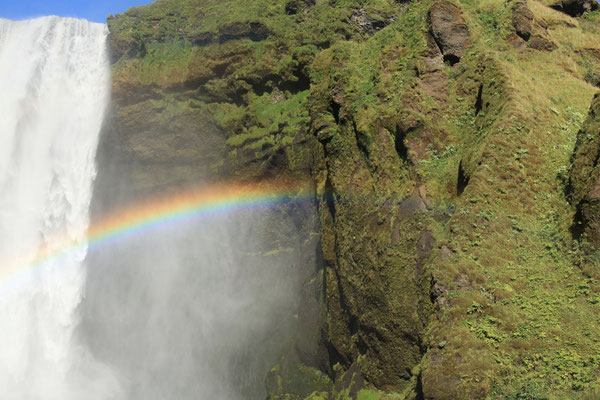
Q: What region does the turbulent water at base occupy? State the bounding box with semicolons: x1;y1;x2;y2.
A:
0;17;118;399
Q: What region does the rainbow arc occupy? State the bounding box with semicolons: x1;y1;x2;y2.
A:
1;180;314;290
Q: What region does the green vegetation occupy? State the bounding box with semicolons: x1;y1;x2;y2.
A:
108;0;600;398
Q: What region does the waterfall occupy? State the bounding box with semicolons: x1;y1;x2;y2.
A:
0;17;119;398
0;14;312;400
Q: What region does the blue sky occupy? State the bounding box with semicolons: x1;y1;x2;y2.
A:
0;0;154;23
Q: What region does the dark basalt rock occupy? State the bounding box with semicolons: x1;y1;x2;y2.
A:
527;34;558;51
185;31;215;46
218;21;271;43
512;0;534;41
285;0;316;15
428;1;470;65
508;0;558;51
569;93;600;247
550;0;599;17
350;9;396;34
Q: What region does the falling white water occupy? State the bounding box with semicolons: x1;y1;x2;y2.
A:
0;17;119;398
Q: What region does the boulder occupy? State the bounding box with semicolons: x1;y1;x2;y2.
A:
428;1;470;65
512;0;534;41
527;34;558;51
550;0;599;17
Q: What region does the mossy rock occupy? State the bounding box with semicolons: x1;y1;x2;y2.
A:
106;0;600;398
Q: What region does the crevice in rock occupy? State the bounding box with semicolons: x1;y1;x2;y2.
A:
443;53;461;66
415;370;425;400
312;245;339;378
235;65;311;100
353;320;369;355
244;74;279;97
329;100;341;124
457;160;470;196
512;0;533;41
324;176;336;222
563;167;575;202
349;314;359;335
138;41;147;58
571;203;586;240
328;270;357;371
325;342;346;377
394;125;411;162
515;29;531;42
356;337;369;357
278;65;312;94
361;321;388;345
429;276;449;310
285;0;316;15
428;29;460;65
428;33;445;62
212;62;230;79
217;22;271;43
349;9;395;35
352;119;370;161
285;1;300;15
401;332;422;350
429;282;437;305
187;32;215;46
475;83;483;115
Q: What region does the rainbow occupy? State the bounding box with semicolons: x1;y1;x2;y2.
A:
1;180;315;290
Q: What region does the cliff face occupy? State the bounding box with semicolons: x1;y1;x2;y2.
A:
105;0;600;398
570;94;600;245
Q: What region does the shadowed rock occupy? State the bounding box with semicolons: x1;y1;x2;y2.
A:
569;93;600;246
218;21;271;43
285;0;315;15
550;0;599;17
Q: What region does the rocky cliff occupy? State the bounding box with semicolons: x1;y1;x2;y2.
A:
103;0;600;398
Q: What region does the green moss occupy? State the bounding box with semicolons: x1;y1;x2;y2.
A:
108;0;600;397
305;392;330;400
570;95;600;206
266;355;332;399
